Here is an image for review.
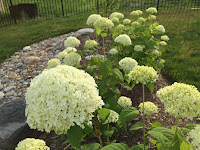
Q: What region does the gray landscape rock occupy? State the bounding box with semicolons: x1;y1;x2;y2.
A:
23;46;31;52
24;56;41;64
0;92;4;99
0;99;32;150
4;86;16;93
77;28;94;35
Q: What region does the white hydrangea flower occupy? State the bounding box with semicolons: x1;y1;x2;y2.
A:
187;125;200;150
94;17;114;30
160;41;167;46
15;138;50;150
111;17;119;25
84;40;98;49
47;58;60;69
150;15;156;20
123;19;131;25
118;96;132;108
157;82;200;119
64;52;81;66
119;57;138;73
146;7;157;14
137;17;145;23
152;50;160;56
136;10;143;15
108;48;118;55
109;12;124;20
128;65;158;85
86;14;101;25
116;24;125;31
161;35;169;41
64;37;80;48
130;11;139;17
64;47;77;53
58;51;68;60
131;21;140;27
139;102;158;115
159;59;165;64
99;110;119;124
134;45;143;52
155;25;165;33
114;34;132;46
25;65;104;134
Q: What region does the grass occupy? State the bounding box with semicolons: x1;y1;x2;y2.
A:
0;13;89;63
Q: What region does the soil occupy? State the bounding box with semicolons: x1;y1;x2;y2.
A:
29;32;198;150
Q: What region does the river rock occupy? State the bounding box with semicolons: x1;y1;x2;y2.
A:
0;99;32;149
4;86;15;93
23;46;31;52
77;28;94;35
0;92;4;99
24;56;41;64
8;72;17;79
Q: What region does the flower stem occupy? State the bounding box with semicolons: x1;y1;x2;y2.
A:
107;124;110;144
99;136;103;147
103;37;105;60
64;144;71;150
142;84;146;150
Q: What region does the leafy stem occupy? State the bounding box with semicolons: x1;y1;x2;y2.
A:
142;84;146;150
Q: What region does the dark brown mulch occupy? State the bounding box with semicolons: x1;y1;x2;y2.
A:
29;32;197;150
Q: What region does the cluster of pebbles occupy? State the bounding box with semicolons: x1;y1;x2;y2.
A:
0;29;95;107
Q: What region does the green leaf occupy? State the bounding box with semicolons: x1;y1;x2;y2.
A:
114;68;124;82
101;31;107;37
180;141;193;150
83;123;93;134
118;107;139;127
130;122;143;131
146;82;154;94
67;125;84;149
101;143;129;150
124;74;131;84
103;129;114;138
81;143;101;150
148;127;174;148
182;124;196;134
130;144;149;150
152;122;164;128
86;65;97;75
99;60;112;77
109;86;120;96
122;84;132;91
95;28;102;35
98;108;110;123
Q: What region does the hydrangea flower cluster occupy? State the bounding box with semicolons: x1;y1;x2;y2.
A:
109;12;124;20
130;11;139;17
86;14;101;25
108;48;118;55
131;21;140;27
111;17;119;25
84;40;98;49
64;47;77;53
25;65;104;134
150;15;156;20
136;10;143;15
47;58;60;69
64;52;81;66
156;82;200;119
119;57;138;73
137;17;145;23
128;66;158;85
146;7;157;14
64;37;80;48
161;35;169;41
102;110;119;124
152;50;160;56
118;96;132;108
15;138;50;150
114;34;132;46
123;19;131;25
58;51;68;60
160;41;167;46
155;25;165;33
139;102;158;115
134;45;143;52
94;17;114;30
187;125;200;150
116;24;125;31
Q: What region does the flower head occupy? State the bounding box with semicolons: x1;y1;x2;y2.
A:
128;65;158;84
108;48;118;55
15;138;50;150
130;11;139;17
157;82;200;119
123;19;131;25
111;17;119;25
25;65;104;134
47;58;60;69
134;45;143;52
86;14;101;25
100;110;119;124
150;15;156;20
161;35;169;41
118;96;132;108
114;34;132;46
146;7;157;14
94;17;114;30
109;12;124;20
139;102;158;115
64;47;77;53
137;17;145;23
187;125;200;150
136;10;143;15
131;21;140;27
64;52;81;66
116;24;125;31
119;57;138;73
152;50;160;56
84;40;98;49
155;25;165;33
58;51;68;60
159;59;165;64
64;37;80;48
160;41;167;46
